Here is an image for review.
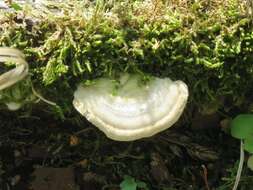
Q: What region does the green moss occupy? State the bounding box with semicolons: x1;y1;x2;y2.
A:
0;0;253;119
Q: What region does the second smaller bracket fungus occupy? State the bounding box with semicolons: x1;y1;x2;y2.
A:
0;47;29;91
73;74;189;141
0;47;29;110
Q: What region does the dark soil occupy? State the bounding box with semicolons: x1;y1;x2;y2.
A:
0;111;253;190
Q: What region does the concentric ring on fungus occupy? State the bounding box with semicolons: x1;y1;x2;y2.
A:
73;74;189;141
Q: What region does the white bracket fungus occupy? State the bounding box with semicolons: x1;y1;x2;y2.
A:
73;74;189;141
0;47;29;91
0;47;29;110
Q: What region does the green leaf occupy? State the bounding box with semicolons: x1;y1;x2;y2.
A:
230;114;253;139
120;176;137;190
244;137;253;153
10;3;22;11
247;155;253;171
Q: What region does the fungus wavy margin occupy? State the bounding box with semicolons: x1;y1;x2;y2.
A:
73;74;189;141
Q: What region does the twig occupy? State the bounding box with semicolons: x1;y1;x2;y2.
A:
31;83;57;106
74;127;93;135
201;164;210;190
232;140;244;190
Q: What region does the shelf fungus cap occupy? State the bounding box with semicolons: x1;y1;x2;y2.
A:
73;74;189;141
0;47;29;91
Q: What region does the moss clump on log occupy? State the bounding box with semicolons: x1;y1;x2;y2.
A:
0;0;253;119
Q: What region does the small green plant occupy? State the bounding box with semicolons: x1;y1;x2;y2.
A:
231;114;253;154
230;114;253;190
120;175;148;190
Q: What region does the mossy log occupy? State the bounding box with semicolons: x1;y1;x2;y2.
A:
0;0;253;121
